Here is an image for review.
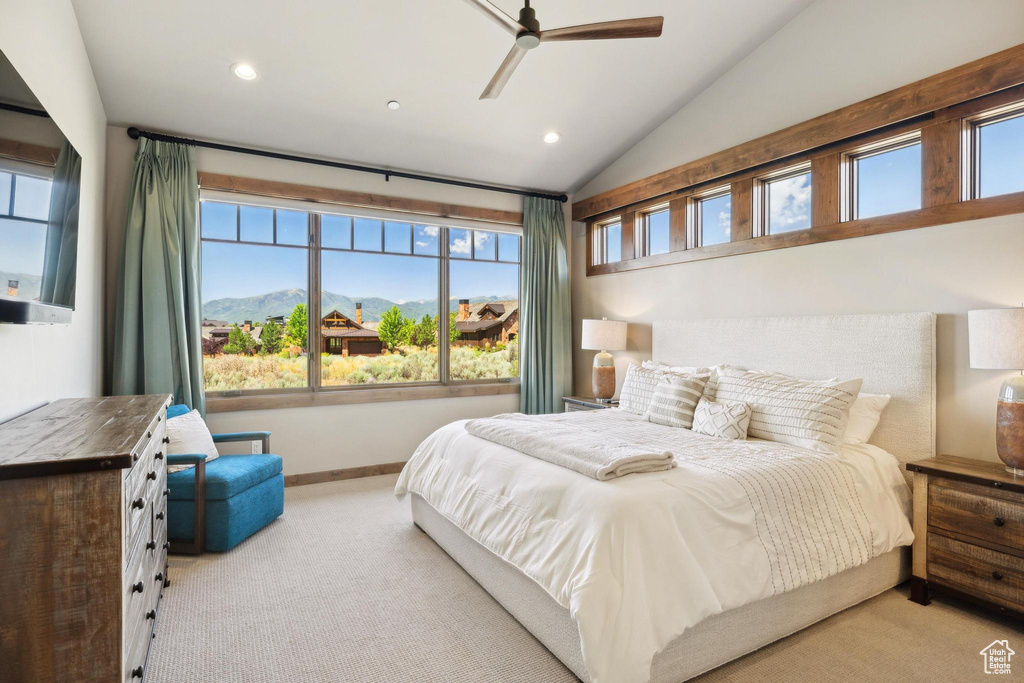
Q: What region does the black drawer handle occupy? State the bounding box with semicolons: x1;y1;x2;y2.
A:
155;451;164;460
163;488;170;496
146;540;156;550
155;572;164;582
156;511;165;521
147;431;152;438
993;481;1002;488
993;571;1004;581
163;541;169;550
162;436;170;444
994;517;1005;527
146;471;157;480
132;581;144;594
131;497;145;510
146;609;156;620
131;666;143;679
133;453;139;462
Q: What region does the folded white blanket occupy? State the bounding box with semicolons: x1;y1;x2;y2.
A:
465;410;675;480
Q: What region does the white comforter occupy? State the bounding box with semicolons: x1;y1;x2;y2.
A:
394;409;913;683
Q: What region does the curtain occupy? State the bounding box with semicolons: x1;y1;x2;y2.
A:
112;138;205;414
39;139;81;307
519;196;572;414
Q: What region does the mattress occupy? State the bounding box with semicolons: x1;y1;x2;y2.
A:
412;492;910;683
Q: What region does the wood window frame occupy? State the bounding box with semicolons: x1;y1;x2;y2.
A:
688;185;731;248
636;203;671;257
962;100;1024;201
840;131;922;222
582;42;1024;277
754;163;812;237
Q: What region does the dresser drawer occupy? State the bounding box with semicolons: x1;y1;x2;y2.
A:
928;534;1024;608
928;477;1024;552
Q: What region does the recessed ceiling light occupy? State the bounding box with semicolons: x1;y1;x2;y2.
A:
231;63;259;81
387;100;401;110
543;131;561;144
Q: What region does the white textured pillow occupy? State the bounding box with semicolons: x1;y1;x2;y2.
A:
692;398;752;440
166;409;220;473
714;368;862;452
645;375;709;429
642;360;711;375
843;393;891;445
619;364;667;415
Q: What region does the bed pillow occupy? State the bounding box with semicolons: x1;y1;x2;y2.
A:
642;360;711;375
842;393;891;445
692;398;752;440
618;364;665;415
713;368;862;452
166;409;220;473
645;375;709;429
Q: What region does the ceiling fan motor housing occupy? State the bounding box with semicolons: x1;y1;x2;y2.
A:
515;5;541;49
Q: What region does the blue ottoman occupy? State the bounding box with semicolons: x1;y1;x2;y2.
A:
165;405;284;552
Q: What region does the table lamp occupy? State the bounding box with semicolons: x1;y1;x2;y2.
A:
968;307;1024;474
581;317;627;402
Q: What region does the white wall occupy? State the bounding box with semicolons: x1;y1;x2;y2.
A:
104;125;522;475
0;0;106;422
571;0;1024;464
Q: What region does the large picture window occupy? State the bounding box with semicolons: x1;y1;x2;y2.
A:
199;196;521;395
0;165;53;303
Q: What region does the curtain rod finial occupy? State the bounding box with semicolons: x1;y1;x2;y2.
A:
127;127;141;140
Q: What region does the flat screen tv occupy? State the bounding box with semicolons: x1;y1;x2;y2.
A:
0;49;81;324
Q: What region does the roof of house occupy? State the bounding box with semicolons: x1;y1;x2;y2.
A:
322;328;381;339
456;300;517;333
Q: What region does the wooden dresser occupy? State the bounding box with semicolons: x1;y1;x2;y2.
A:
907;455;1024;618
0;395;172;682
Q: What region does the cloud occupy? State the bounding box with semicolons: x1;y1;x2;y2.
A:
415;240;429;248
419;225;439;237
769;174;811;229
450;236;471;254
474;232;492;247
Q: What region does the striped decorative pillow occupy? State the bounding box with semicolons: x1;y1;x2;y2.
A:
645;375;709;428
618;364;665;415
714;368;862;452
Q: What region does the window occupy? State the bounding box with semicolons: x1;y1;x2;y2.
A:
200;197;521;394
695;188;731;246
642;208;669;256
761;166;812;234
846;135;921;220
973;108;1024;198
593;220;621;264
0;166;53;302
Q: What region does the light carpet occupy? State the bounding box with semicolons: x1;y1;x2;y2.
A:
150;474;1023;683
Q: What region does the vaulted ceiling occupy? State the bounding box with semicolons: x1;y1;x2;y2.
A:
71;0;813;193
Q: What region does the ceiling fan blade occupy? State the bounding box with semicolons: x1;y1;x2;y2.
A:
480;45;528;100
541;16;664;42
462;0;526;37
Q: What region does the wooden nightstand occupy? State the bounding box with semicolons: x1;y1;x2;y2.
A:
563;396;616;412
906;455;1024;618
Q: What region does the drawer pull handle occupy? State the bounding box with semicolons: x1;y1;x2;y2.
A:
132;581;144;594
147;471;157;480
146;609;156;620
162;436;170;444
164;577;171;588
133;453;139;462
146;540;156;550
131;497;145;510
156;511;165;521
155;451;164;460
155;572;164;582
163;488;170;496
131;666;143;678
994;517;1005;527
993;481;1002;488
147;431;152;438
993;571;1004;581
163;541;169;550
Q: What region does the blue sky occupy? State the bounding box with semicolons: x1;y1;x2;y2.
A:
200;202;519;304
0;171;51;276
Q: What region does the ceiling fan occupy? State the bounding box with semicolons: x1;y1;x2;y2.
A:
463;0;664;99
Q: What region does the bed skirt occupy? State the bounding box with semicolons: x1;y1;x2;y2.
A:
410;493;910;683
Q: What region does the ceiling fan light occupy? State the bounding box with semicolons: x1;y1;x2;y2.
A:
515;32;541;50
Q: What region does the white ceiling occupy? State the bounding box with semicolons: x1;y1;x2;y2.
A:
71;0;813;194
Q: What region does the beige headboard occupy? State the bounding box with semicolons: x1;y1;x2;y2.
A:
652;312;936;471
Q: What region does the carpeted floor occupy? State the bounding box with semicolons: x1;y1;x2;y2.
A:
149;474;1023;683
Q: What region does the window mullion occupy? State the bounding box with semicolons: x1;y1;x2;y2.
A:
439;227;450;386
308;213;322;391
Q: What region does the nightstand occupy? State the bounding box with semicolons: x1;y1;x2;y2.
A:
563;396;616;412
906;455;1024;618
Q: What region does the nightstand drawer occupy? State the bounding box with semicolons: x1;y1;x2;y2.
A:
927;534;1024;609
928;478;1024;552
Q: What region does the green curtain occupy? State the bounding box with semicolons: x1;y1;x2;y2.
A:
112;138;204;414
520;196;572;414
39;139;81;307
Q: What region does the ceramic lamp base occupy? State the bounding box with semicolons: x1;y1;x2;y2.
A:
996;375;1024;475
592;351;616;400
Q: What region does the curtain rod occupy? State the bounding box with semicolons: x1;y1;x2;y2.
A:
0;102;50;118
126;127;568;203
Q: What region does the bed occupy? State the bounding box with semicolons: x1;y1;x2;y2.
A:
396;312;936;683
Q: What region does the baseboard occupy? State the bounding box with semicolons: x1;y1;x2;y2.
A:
284;461;406;487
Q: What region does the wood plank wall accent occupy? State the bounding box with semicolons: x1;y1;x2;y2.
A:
198;172;524;226
0;137;60;167
580;42;1024;277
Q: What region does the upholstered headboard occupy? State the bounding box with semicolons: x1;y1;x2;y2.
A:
652;312;936;471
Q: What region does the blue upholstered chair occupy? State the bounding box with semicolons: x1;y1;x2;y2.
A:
165;404;284;553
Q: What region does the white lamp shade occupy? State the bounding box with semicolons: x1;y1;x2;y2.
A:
968;308;1024;369
581;318;627;351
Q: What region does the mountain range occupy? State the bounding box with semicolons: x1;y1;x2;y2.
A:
202;288;515;325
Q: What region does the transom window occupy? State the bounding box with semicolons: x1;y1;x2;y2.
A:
199;197;521;395
695;188;731;246
641;207;669;256
845;134;922;220
971;107;1024;199
593;220;622;264
760;165;812;235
